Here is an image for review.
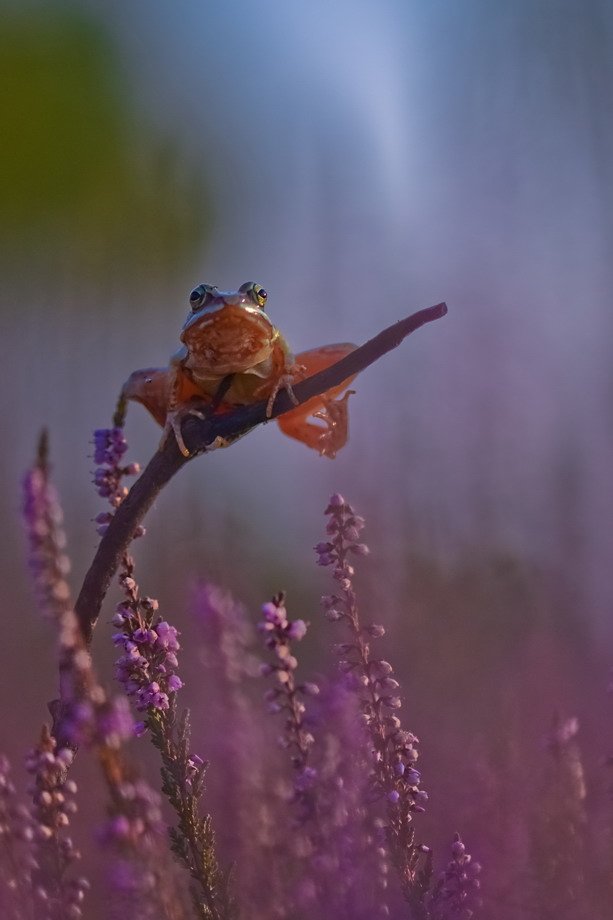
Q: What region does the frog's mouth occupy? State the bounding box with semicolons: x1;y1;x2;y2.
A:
181;303;277;374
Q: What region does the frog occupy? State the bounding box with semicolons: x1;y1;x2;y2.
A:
122;281;357;458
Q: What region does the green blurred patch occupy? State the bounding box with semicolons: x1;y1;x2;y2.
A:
0;7;211;280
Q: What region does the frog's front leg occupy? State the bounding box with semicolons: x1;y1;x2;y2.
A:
122;365;212;456
162;362;212;457
263;360;307;417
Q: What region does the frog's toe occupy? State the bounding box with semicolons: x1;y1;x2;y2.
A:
265;365;306;417
312;390;355;458
161;405;207;457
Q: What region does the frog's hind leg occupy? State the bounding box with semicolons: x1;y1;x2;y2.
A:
276;342;358;457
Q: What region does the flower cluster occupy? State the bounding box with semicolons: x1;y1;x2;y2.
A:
192;582;280;917
20;436;178;920
63;695;135;751
113;568;183;730
429;834;482;920
92;430;182;728
0;754;36;919
26;726;89;920
23;437;134;753
22;442;72;624
92;428;140;511
258;593;319;824
98;775;170;920
92;428;227;918
316;494;430;908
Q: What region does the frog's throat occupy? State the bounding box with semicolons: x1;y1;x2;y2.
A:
188;353;275;385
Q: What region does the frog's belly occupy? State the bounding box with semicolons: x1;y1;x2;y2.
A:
188;357;274;404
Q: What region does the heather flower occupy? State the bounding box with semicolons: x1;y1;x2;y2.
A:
98;776;189;920
112;563;183;722
22;438;73;627
258;592;318;828
429;834;481;920
92;427;139;509
23;434;135;752
258;592;352;918
0;754;36;920
191;582;283;918
26;725;89;920
316;494;431;912
310;681;397;919
22;437;177;918
94;430;230;919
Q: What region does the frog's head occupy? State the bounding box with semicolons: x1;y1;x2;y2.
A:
180;282;277;374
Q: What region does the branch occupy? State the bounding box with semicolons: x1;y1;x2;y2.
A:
75;302;447;643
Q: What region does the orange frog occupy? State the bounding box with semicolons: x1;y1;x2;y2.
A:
122;282;357;458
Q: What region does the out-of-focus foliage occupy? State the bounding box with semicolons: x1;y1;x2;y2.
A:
0;6;211;284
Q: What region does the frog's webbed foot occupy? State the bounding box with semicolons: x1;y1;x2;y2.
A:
276;389;355;458
161;404;208;457
265;363;307;418
313;390;355;458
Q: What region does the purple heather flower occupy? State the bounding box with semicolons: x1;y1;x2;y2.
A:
26;725;89;918
316;494;430;909
99;778;163;849
288;619;308;641
91;428;140;510
97;776;176;920
23;440;136;758
111;564;184;729
23;460;73;625
429;833;482;920
94;458;225;919
0;754;37;916
258;593;318;819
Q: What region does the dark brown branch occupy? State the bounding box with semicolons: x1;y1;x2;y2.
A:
75;302;447;644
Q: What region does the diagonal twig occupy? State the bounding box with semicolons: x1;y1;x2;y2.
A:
75;302;447;644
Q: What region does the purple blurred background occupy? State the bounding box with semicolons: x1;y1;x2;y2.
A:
2;1;613;909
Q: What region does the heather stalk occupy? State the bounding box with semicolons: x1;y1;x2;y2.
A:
258;592;351;918
0;754;36;920
428;834;481;920
94;426;231;920
315;494;431;917
192;583;280;920
25;728;87;920
23;433;184;919
258;592;318;830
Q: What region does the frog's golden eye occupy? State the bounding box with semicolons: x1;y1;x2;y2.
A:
239;281;268;309
189;284;216;310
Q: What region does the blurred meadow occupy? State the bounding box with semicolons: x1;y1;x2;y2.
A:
3;1;613;917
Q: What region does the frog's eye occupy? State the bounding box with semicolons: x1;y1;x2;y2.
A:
239;281;268;309
189;284;216;310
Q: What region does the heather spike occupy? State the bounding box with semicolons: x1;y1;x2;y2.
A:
0;754;36;920
25;726;88;920
93;427;231;919
429;834;481;920
316;494;430;914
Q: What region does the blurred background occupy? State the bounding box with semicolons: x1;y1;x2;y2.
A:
2;0;613;913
